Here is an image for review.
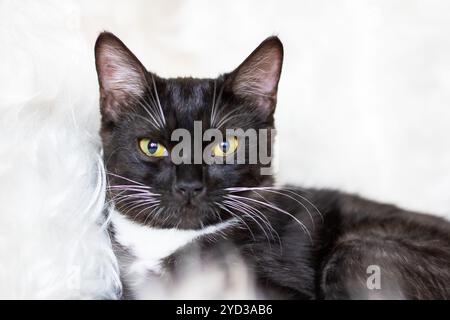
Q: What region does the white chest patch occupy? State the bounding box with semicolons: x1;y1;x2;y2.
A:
111;210;238;295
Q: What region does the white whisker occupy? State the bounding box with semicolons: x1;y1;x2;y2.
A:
223;199;276;248
150;74;166;126
215;202;256;241
226;194;312;242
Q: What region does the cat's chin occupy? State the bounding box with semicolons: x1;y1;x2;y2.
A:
168;210;220;230
127;205;224;230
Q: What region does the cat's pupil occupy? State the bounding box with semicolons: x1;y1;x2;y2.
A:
220;141;229;152
148;141;158;154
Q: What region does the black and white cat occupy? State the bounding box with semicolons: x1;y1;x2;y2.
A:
94;32;450;299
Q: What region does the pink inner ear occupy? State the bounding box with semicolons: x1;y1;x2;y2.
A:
99;47;145;97
257;58;281;94
233;45;282;98
95;33;149;122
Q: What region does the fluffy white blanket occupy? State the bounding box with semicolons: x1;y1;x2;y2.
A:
0;0;448;299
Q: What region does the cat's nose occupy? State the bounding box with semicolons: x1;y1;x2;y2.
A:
174;180;205;200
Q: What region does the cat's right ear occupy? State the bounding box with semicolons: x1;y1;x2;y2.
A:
225;36;283;116
95;32;148;123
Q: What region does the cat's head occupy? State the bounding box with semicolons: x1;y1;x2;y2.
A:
95;32;283;229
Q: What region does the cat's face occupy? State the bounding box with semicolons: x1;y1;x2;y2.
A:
95;32;283;229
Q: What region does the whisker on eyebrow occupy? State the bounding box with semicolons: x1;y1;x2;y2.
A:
215;107;238;129
135;109;163;130
210;80;217;126
215;103;252;129
127;94;163;129
150;74;166;126
145;88;164;127
210;81;226;128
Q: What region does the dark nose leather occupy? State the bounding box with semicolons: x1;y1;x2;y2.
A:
174;180;205;198
174;164;205;200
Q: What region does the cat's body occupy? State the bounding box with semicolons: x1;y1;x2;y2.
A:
111;188;450;299
94;32;450;299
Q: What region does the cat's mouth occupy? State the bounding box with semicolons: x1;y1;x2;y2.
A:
176;195;205;208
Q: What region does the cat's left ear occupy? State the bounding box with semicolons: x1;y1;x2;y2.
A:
226;36;283;114
95;32;148;123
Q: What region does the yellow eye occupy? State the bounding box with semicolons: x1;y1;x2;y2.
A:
212;137;239;157
138;138;168;157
